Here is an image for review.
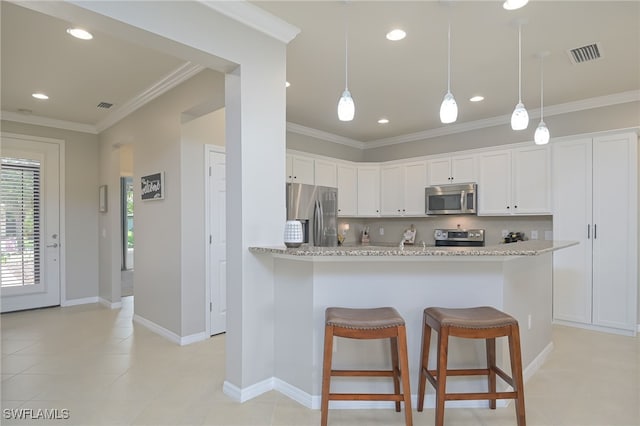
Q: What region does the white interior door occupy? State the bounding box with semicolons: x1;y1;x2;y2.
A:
1;136;61;312
208;149;226;335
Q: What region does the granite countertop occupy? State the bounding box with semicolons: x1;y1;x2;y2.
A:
249;240;578;257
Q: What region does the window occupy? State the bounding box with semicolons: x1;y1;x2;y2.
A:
1;157;41;288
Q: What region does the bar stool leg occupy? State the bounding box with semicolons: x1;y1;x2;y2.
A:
390;336;401;412
435;326;450;426
486;337;497;409
397;325;413;426
508;324;526;426
320;325;334;426
417;315;432;412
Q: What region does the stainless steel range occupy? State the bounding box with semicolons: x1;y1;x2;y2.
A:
434;228;485;247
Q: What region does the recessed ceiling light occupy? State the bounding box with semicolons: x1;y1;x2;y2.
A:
470;95;485;102
66;28;93;40
32;93;49;100
286;81;291;88
377;118;389;124
386;29;406;41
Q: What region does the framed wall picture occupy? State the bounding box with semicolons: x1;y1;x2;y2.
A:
99;185;108;212
141;172;165;201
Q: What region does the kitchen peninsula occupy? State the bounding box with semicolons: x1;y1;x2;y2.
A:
250;240;576;410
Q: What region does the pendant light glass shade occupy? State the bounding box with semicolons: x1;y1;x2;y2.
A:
338;89;355;121
511;102;529;130
511;23;529;131
440;92;458;124
337;6;354;122
440;20;457;124
534;52;550;145
534;121;550;145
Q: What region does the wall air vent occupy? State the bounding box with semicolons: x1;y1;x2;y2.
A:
567;42;602;64
97;102;113;109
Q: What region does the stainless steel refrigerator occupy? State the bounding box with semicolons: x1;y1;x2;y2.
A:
286;183;338;247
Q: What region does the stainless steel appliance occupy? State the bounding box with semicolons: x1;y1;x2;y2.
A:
286;183;338;247
434;228;485;247
425;183;477;215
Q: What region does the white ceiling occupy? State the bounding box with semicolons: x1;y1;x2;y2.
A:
2;1;639;144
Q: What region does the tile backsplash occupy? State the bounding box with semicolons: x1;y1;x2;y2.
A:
338;216;552;246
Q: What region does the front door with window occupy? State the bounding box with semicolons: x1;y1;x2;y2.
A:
1;136;61;312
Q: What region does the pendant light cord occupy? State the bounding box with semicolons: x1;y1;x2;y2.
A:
344;9;349;91
447;20;451;92
539;55;544;120
518;24;522;103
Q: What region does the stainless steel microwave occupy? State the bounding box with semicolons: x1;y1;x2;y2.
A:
425;183;477;215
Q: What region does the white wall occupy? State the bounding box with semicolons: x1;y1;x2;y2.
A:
99;70;225;336
1;120;99;302
180;107;225;336
287;131;363;162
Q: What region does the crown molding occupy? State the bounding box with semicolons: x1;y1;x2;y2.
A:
0;110;97;134
200;1;300;44
96;62;205;133
286;122;366;150
365;90;640;149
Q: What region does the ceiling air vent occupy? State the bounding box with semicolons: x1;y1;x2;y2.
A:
97;102;113;109
567;42;602;64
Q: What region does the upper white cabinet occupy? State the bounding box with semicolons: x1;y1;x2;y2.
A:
477;146;551;215
380;161;427;216
314;159;337;188
552;133;638;334
357;165;380;216
336;163;357;216
286;154;314;185
428;154;476;186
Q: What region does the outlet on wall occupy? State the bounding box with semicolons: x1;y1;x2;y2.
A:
530;230;539;240
379;227;384;236
502;229;509;238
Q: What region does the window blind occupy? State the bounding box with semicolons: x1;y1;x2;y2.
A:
1;157;41;288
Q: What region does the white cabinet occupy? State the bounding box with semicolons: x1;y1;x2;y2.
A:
314;159;337;188
336;164;357;216
477;146;551;215
552;133;637;333
380;161;427;216
286;155;314;185
357;165;380;216
428;154;476;185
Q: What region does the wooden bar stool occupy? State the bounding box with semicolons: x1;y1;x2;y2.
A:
417;306;526;426
321;307;413;426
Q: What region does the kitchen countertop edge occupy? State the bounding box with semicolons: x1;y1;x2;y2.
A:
249;240;578;258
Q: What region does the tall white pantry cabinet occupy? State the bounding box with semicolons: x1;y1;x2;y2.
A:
551;132;638;334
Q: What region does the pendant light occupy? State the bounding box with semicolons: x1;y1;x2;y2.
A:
337;5;354;122
511;22;529;131
439;19;458;124
534;52;550;145
503;0;529;11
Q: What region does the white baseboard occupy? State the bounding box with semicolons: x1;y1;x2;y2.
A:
223;378;274;403
132;314;207;346
553;319;636;337
223;343;554;410
61;296;99;307
523;341;554;382
99;298;122;309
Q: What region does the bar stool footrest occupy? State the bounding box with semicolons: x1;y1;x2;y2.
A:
444;391;519;401
332;369;396;377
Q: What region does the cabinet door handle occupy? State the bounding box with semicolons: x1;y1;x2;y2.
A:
594;224;597;239
587;224;591;239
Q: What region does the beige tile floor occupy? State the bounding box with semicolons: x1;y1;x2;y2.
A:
1;297;639;426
